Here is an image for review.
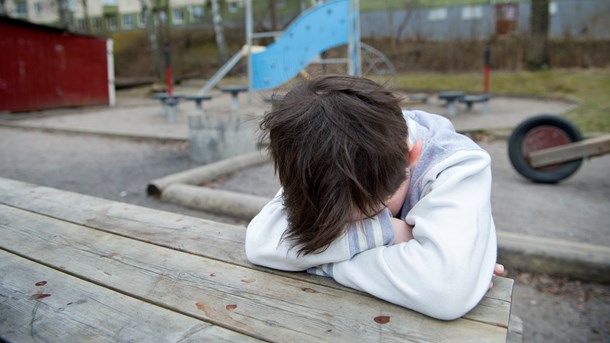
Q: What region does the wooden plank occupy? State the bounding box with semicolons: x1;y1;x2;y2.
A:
0;205;508;342
507;315;524;343
529;134;610;167
0;177;513;328
0;250;261;343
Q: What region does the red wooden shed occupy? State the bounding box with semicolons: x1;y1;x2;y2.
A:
0;17;115;113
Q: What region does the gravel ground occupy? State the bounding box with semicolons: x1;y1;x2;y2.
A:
1;126;608;342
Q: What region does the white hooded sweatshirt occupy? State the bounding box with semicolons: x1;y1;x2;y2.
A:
245;110;497;320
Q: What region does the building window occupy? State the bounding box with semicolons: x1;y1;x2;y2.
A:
92;17;102;31
123;14;134;29
66;0;75;11
33;1;42;16
190;5;204;22
139;12;148;27
172;8;184;24
228;1;238;13
14;1;28;17
427;8;447;21
158;10;167;25
462;6;483;20
549;2;557;15
106;15;117;30
77;18;86;30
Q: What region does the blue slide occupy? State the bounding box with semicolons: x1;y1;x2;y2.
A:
250;0;351;91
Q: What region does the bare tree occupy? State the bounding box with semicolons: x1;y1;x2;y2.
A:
528;0;550;69
0;0;7;16
80;0;90;33
210;0;228;62
268;0;277;31
391;0;419;52
57;0;73;29
140;0;164;81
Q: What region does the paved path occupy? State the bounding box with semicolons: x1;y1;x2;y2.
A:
0;87;576;140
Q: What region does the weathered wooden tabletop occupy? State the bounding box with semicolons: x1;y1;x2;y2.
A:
0;177;514;342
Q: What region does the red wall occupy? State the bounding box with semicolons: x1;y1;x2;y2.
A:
0;20;110;112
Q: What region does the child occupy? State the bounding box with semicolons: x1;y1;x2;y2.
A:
245;75;498;320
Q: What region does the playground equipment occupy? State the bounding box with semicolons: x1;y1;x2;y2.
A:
197;0;395;97
247;0;360;91
508;115;610;183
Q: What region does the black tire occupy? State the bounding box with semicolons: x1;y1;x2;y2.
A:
508;115;583;183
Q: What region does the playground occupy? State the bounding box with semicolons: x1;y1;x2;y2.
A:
1;80;609;342
1;0;609;342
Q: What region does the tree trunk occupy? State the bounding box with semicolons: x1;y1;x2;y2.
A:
57;0;71;29
393;0;418;52
0;0;8;16
210;0;228;63
527;0;550;69
81;0;90;33
140;0;163;82
269;0;277;31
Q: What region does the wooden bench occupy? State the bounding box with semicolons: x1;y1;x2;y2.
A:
151;92;184;123
438;91;466;117
220;85;248;111
182;94;213;111
0;177;517;342
459;94;491;114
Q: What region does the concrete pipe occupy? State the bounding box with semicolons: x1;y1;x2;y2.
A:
147;150;270;196
161;183;271;220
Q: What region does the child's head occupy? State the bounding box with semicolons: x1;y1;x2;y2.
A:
260;75;409;255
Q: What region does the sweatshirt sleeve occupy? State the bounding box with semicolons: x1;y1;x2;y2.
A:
245;191;396;271
323;150;497;320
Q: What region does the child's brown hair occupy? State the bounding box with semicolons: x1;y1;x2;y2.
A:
259;75;409;255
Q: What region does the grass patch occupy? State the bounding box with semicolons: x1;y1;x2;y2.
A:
389;69;610;133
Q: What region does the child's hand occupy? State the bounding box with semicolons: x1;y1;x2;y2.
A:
488;263;505;290
390;218;414;244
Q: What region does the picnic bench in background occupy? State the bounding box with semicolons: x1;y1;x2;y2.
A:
220;85;248;111
151;93;213;123
0;177;519;342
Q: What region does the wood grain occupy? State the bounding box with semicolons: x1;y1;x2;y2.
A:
0;250;260;342
0;203;508;342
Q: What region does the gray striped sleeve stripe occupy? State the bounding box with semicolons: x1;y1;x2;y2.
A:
378;208;395;245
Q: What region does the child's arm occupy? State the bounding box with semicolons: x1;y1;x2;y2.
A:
245;191;397;271
309;150;497;320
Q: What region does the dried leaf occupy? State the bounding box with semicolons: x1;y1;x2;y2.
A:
374;315;390;324
225;304;237;311
195;302;211;317
31;293;51;300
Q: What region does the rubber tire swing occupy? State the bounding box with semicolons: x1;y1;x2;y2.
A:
508;115;583;183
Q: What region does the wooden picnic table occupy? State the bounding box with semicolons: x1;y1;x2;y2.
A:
0;177;516;342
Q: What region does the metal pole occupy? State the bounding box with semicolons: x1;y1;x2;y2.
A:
348;0;361;76
484;43;491;93
246;0;253;104
348;0;354;75
164;43;173;97
354;0;361;76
